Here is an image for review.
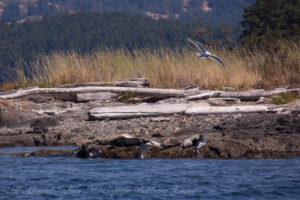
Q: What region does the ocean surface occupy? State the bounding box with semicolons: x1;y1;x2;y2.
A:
0;146;300;200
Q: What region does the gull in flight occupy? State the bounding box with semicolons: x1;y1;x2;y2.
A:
188;38;226;67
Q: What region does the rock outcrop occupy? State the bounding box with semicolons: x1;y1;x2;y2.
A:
0;83;299;159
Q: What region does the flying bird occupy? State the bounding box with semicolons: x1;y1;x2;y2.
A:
188;38;226;67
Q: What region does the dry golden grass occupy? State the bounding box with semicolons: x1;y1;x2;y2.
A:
4;40;300;90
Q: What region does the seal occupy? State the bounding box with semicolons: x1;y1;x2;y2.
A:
111;134;143;147
75;144;102;158
88;149;102;158
75;144;89;158
135;143;149;159
177;135;199;153
194;135;208;155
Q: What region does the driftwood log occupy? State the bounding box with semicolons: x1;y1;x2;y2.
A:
88;103;194;120
115;78;150;88
0;87;199;100
185;105;268;115
55;82;114;88
76;92;112;102
55;78;150;88
88;103;269;120
186;88;299;101
0;84;298;102
186;91;221;101
218;88;299;100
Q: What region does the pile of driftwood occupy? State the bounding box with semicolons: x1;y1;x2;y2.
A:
0;78;299;119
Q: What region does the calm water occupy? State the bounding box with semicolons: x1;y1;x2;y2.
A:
0;147;300;200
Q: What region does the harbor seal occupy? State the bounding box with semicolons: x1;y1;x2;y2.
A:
135;143;149;159
195;135;208;155
88;149;102;158
111;134;144;147
75;144;102;158
177;135;199;153
75;144;89;158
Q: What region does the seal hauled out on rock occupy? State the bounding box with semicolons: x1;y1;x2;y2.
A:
177;135;199;153
135;143;149;159
76;144;89;158
76;144;102;158
88;149;102;158
96;134;144;147
177;134;208;155
195;135;208;155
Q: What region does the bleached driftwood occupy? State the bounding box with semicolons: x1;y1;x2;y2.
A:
185;105;268;115
88;103;269;120
55;78;150;88
187;91;221;101
115;78;150;88
88;103;196;120
55;82;114;88
207;97;241;106
219;88;299;100
76;92;112;102
0;87;199;100
187;88;299;101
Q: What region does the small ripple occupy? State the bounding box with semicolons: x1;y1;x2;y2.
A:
0;157;299;199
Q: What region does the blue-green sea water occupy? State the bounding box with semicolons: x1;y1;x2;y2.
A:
0;147;299;200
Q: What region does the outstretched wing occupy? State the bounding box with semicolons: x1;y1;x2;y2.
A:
194;41;207;53
209;54;226;67
187;38;206;53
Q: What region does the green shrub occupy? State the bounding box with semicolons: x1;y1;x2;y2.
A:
272;92;297;105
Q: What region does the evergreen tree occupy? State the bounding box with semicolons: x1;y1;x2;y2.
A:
2;2;23;22
241;0;300;46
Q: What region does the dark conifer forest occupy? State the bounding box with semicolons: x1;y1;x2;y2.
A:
0;0;299;83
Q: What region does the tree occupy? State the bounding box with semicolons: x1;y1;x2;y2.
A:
2;2;23;22
241;0;300;46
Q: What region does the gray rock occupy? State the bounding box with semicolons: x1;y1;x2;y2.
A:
149;117;170;122
208;99;227;106
29;118;59;134
0;107;26;127
257;97;273;104
208;98;241;106
152;129;173;137
0;132;71;147
256;97;265;104
27;95;54;103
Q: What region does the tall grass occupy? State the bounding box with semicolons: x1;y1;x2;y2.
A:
4;40;300;90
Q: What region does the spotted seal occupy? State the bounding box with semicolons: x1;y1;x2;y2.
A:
76;144;102;158
194;135;208;155
177;135;199;153
135;143;149;159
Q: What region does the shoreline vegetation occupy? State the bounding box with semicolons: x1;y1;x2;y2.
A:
1;40;299;91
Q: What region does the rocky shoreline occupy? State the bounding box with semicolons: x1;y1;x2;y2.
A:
1;80;300;159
